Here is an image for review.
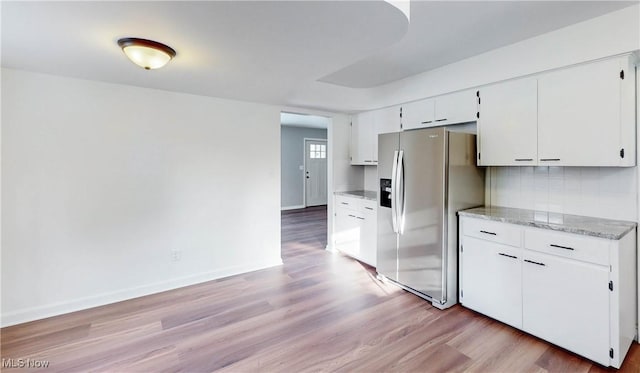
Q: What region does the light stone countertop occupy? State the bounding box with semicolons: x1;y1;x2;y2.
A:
334;190;377;201
458;206;636;240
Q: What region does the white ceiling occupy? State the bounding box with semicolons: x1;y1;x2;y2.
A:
2;1;636;112
1;1;408;106
320;1;637;88
281;112;329;129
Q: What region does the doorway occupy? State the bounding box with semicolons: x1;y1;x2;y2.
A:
304;138;328;207
280;112;330;256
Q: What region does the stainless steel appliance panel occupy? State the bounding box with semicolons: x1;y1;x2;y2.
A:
444;132;486;306
397;127;446;302
376;132;400;281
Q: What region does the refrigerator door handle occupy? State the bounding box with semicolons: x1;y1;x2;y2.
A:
391;150;399;233
396;150;405;234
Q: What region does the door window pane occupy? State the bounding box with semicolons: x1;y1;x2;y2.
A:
308;142;326;159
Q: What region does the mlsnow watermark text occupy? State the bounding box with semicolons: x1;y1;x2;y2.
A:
1;358;50;369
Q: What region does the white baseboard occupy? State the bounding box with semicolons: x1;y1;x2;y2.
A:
1;257;283;327
281;205;305;211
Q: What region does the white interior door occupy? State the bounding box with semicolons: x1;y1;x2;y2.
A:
305;139;328;207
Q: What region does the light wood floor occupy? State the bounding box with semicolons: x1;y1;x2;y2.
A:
2;205;640;372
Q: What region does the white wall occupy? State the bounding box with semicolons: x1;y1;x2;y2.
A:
1;69;282;326
364;166;378;191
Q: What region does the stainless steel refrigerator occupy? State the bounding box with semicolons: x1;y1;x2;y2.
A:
377;127;484;309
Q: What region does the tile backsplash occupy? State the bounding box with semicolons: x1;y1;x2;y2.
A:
487;166;638;222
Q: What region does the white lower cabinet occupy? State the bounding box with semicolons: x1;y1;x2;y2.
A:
334;195;377;266
459;216;637;368
359;204;377;265
334;207;360;257
461;237;522;329
522;251;610;365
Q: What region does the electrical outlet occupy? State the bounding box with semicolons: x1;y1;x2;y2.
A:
171;249;181;262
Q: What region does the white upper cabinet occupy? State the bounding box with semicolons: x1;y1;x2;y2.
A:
402;90;477;130
538;56;636;167
402;98;435;130
477;54;636;167
477;78;538;166
372;105;402;163
353;55;636;168
350;111;375;165
433;89;478;126
374;105;402;134
350;106;401;165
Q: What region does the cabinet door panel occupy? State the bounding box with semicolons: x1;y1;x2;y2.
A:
351;113;376;165
522;251;610;366
478;78;538;166
334;208;360;257
538;58;621;166
435;90;477;125
360;208;377;266
402;98;435;130
372;106;401;163
375;106;401;134
461;237;522;328
350;115;364;165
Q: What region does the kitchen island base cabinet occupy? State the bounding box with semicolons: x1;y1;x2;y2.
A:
459;216;636;368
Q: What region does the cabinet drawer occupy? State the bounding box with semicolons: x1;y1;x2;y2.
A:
335;195;362;210
361;199;377;213
462;218;521;247
524;229;610;266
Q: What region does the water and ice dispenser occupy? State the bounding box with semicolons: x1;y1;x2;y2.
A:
379;179;392;208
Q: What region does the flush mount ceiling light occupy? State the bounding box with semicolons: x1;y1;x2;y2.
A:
117;37;176;70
